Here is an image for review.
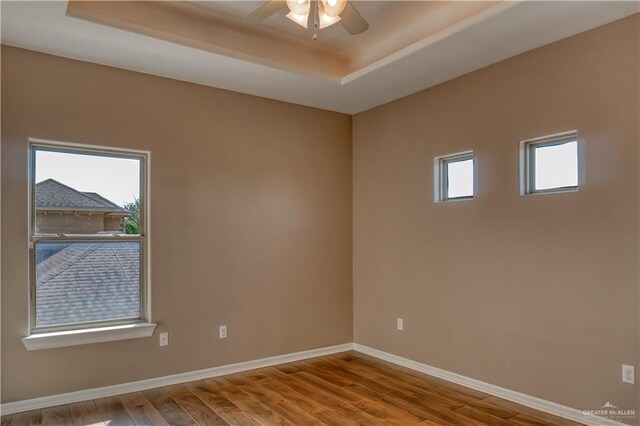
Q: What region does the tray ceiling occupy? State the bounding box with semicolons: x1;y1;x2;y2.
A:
2;1;638;113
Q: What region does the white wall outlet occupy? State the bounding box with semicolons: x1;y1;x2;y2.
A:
397;318;404;331
622;364;635;384
159;332;169;347
219;325;228;339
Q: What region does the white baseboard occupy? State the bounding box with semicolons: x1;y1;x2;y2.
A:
0;342;354;415
1;341;626;426
353;343;624;426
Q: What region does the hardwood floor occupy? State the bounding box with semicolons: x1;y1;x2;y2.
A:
1;351;582;426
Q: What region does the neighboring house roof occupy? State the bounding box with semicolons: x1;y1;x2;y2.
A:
81;191;130;214
35;178;130;215
36;242;140;326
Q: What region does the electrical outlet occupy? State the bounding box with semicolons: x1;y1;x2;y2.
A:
159;332;169;347
219;325;228;339
622;365;635;384
397;318;404;331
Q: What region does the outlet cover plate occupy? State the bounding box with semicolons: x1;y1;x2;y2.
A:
159;332;168;347
623;364;635;384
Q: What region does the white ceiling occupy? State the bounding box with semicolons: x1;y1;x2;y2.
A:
2;1;638;114
193;2;487;55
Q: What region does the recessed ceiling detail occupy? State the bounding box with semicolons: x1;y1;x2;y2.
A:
2;1;638;113
66;1;498;81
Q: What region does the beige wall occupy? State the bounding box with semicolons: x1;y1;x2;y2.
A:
1;46;353;402
2;13;639;417
104;216;123;233
36;212;124;233
353;14;639;417
36;212;105;234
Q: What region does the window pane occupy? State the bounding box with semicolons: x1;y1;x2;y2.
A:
534;141;578;190
35;150;141;235
447;158;474;199
35;241;141;327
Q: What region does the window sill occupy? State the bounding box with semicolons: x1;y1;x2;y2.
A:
523;186;579;196
22;322;157;351
439;196;474;203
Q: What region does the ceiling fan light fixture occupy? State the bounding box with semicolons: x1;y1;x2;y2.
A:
286;1;341;30
285;0;310;16
318;12;341;29
320;0;346;17
249;0;368;37
285;10;308;28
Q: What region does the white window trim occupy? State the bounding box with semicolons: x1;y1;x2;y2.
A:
24;138;154;350
434;150;474;203
519;130;580;196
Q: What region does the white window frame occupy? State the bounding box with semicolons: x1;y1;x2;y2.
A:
519;131;579;195
23;139;155;350
434;151;475;202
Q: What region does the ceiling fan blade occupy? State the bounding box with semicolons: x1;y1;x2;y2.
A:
340;2;369;35
247;0;287;21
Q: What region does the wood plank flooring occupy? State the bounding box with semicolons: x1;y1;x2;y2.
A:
1;351;583;426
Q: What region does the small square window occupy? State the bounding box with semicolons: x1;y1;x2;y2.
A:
435;152;474;202
521;132;578;195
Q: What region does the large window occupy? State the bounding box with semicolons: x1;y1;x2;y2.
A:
520;131;578;195
30;140;148;332
434;151;474;202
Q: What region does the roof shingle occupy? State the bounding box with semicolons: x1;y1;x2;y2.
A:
36;242;141;326
36;178;129;215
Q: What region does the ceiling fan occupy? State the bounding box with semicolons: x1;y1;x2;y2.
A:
248;0;369;40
